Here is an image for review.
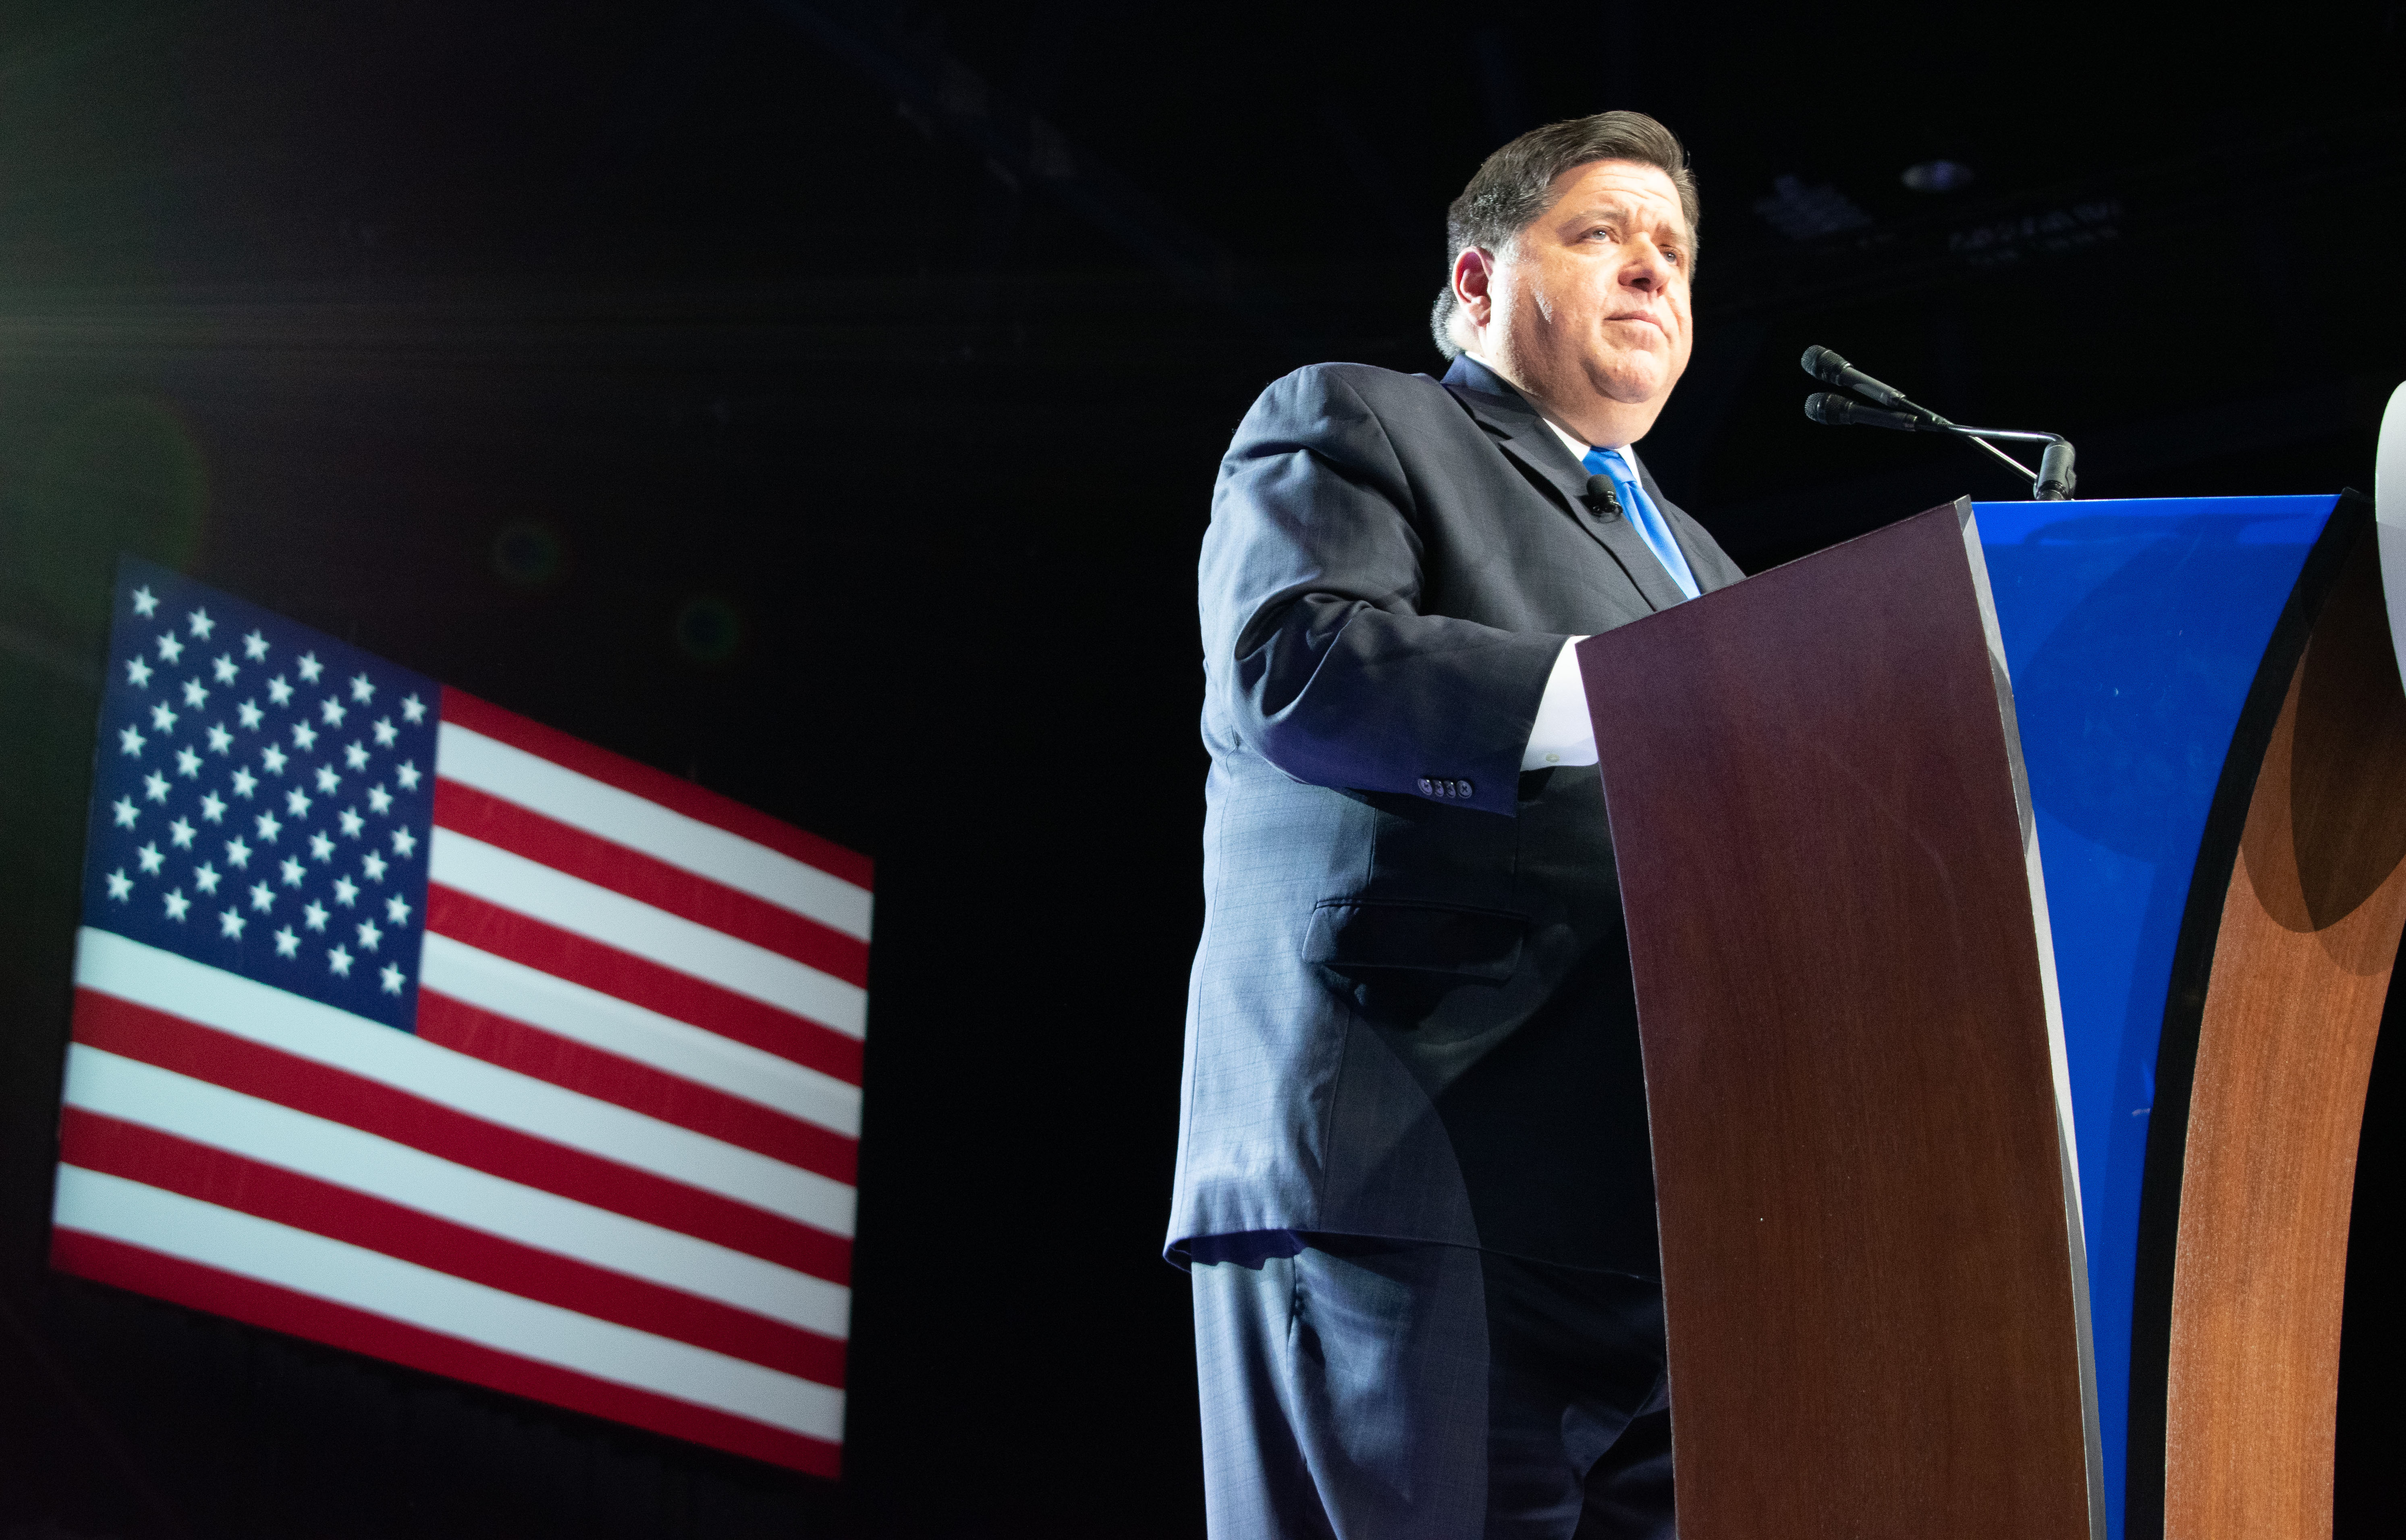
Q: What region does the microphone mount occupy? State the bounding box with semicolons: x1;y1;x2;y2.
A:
1800;347;2077;501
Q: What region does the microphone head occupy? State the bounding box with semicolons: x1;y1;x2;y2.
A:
1801;345;1851;384
1583;473;1623;517
1804;392;1849;425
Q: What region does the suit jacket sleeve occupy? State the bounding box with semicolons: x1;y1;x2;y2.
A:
1200;365;1565;818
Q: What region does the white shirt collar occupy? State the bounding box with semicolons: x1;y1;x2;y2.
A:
1536;412;1642;482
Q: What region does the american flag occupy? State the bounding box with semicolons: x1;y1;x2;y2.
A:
51;556;870;1476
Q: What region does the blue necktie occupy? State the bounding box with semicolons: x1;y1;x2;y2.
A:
1582;446;1700;601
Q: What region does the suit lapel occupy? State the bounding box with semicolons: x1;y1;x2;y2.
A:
1440;355;1686;614
1626;451;1731;597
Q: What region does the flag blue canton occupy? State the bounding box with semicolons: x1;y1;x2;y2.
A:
80;556;440;1033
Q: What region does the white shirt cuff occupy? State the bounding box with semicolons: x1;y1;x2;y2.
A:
1521;637;1599;770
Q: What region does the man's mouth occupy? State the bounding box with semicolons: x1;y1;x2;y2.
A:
1607;313;1664;331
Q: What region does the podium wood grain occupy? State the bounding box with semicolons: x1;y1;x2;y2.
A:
1581;503;2095;1540
2163;527;2406;1540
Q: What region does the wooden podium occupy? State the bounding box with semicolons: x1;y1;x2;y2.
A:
1578;493;2406;1540
1581;501;2101;1540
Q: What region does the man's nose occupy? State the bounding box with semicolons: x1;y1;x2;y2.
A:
1621;244;1669;291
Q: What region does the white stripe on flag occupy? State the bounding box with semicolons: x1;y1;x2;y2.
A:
54;1165;846;1442
75;928;857;1238
428;830;867;1039
64;1045;852;1339
435;722;874;941
418;934;862;1137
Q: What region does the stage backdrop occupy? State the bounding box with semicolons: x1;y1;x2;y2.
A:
47;556;870;1477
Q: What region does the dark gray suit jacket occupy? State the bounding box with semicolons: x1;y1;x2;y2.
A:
1168;354;1745;1274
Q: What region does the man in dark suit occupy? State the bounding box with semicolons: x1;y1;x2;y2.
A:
1170;112;1747;1537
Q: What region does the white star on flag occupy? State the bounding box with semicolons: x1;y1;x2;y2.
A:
156;633;184;664
242;629;268;660
390;827;416;859
149;702;177;732
162;888;189;921
261;745;289;774
231;768;259;798
400;692;426;724
394;761;421;791
327;944;353;977
344;742;370;770
286;789;312;818
248;882;274;912
224;837;251;868
192;863;220;895
310;832;336;863
320;698;347;728
174;747;201;778
238;701;264;730
315;766;341;794
135;843;164;875
255;813;282;842
332;875;359;906
206;724;233;753
302;900;328;932
212;654;238;684
291;722;318;751
268;676;294;706
339;808;365;838
124;657;153;687
384;895;411;925
105;869;133;901
130;585;159;616
273;925;300;956
112;799;139;829
361;852;389;882
119;726;147;757
181;678;208;709
187;607;214;640
279;857;305;887
379;963;405;994
168;819;195;850
372;718;397;747
297;651;323;683
355;921;382;952
143;772;170;803
350;673;375;703
367;786;393;814
217;908;244;939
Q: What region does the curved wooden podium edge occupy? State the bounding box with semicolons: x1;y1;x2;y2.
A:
2126;494;2404;1540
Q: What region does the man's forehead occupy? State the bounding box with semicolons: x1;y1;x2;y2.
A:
1544;160;1688;235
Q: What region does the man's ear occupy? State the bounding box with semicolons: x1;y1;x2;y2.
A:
1451;248;1495;330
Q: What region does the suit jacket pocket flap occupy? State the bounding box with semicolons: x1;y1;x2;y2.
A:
1303;900;1526;981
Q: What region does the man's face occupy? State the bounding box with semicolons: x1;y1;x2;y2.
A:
1466;160;1694;441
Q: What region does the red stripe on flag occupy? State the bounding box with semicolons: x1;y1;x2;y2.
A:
415;990;858;1184
50;1228;843;1477
71;990;853;1287
60;1109;848;1386
425;885;863;1085
438;688;873;890
432;778;869;987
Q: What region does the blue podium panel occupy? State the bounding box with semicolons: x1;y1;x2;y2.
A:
1974;494;2343;1540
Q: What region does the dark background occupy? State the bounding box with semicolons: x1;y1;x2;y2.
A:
0;2;2400;1535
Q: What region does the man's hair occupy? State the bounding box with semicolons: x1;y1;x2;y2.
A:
1430;111;1699;361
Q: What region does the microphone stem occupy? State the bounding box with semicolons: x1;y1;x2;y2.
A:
1962;434;2037;482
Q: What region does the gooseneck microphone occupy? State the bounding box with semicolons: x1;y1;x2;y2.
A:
1800;347;1922;416
1799;345;2079;501
1804;393;1921;432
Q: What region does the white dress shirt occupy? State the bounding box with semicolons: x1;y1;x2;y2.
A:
1516;416;1656;771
